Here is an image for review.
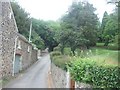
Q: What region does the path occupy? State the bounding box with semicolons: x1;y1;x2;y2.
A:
5;54;51;88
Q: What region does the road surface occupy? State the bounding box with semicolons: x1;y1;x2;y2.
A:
5;54;51;88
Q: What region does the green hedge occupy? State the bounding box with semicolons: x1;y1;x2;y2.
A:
50;51;72;71
53;46;61;51
50;51;61;57
69;58;120;88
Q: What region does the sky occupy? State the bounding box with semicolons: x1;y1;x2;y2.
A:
16;0;116;22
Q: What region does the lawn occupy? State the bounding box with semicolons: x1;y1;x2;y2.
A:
89;48;119;65
96;43;119;50
63;47;119;66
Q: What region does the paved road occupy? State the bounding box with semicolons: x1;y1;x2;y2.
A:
5;54;51;88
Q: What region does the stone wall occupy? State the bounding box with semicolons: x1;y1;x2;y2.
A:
0;0;2;82
0;1;38;79
0;1;2;80
31;48;38;64
75;82;92;89
0;1;18;78
16;34;32;70
51;63;70;88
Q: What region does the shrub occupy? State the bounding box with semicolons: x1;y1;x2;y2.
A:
50;51;72;71
69;58;120;88
53;46;61;51
50;51;61;57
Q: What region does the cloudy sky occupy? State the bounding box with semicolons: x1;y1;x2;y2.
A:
16;0;115;21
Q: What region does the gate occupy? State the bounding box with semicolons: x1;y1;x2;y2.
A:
14;54;21;74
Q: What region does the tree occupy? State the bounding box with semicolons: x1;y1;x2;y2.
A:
46;21;61;43
32;18;58;51
11;2;45;49
60;1;99;55
11;2;30;38
31;30;45;49
99;11;109;42
100;9;118;46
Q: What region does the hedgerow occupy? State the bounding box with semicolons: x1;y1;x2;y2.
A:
68;58;120;88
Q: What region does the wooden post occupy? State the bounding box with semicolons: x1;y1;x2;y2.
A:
70;79;75;90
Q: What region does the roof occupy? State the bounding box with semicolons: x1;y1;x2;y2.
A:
17;33;31;45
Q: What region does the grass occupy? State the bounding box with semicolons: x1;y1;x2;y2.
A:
63;47;119;66
96;43;119;50
51;44;119;71
90;48;119;64
2;76;10;87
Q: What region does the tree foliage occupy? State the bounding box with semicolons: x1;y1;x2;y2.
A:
11;2;30;38
100;8;118;46
60;1;99;55
11;2;45;49
32;18;58;51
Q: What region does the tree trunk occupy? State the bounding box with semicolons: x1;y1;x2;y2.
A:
60;43;65;54
71;47;76;56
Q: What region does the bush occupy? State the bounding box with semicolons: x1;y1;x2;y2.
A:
50;51;72;71
69;58;120;88
52;55;70;71
53;46;61;51
50;51;61;57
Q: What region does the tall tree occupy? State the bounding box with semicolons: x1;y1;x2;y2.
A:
99;11;109;42
32;18;58;51
11;2;30;38
60;1;99;55
11;2;45;49
103;9;118;46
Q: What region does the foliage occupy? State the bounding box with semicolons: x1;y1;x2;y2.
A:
32;18;58;51
50;51;61;57
60;1;99;55
69;58;120;88
11;2;30;38
50;46;72;71
11;2;45;49
96;42;120;50
12;2;60;51
114;35;120;50
53;45;61;51
46;20;61;43
50;46;119;88
60;30;89;55
99;8;118;46
50;54;72;71
31;30;45;49
98;11;109;42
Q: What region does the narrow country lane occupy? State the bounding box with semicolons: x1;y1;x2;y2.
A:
5;54;51;88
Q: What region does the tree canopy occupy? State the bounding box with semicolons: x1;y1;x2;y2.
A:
59;1;99;55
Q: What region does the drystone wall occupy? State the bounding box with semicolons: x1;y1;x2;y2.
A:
51;63;70;88
75;82;92;89
31;48;38;64
0;1;2;80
